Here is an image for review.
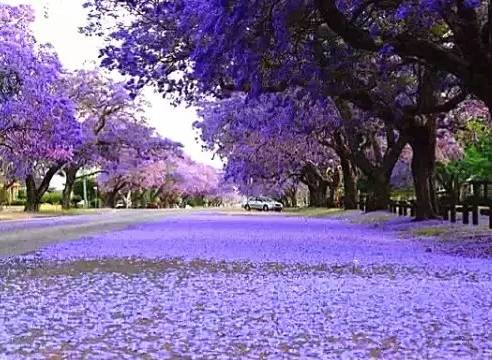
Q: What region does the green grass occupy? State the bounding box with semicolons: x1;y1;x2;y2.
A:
37;209;97;216
283;207;345;218
2;205;104;219
350;213;395;225
412;227;448;237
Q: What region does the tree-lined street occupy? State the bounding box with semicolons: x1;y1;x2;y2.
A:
2;0;492;358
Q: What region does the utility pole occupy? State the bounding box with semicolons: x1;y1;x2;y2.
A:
93;186;98;208
83;175;88;208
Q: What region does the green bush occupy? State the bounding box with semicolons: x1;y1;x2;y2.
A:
90;197;102;208
391;187;415;201
17;189;26;200
74;177;97;200
9;199;26;206
41;192;63;205
71;195;83;206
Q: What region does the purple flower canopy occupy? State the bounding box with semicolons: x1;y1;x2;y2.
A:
0;4;80;180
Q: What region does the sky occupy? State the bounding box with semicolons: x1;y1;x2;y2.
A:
5;0;223;169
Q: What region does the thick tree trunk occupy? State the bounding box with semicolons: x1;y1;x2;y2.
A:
327;185;337;208
62;166;79;210
25;175;41;212
290;195;298;208
302;163;330;207
103;180;126;208
284;186;297;208
333;99;408;211
408;122;439;220
365;172;392;211
406;69;441;220
308;183;328;207
24;165;63;212
340;156;358;209
104;190;118;208
334;132;358;210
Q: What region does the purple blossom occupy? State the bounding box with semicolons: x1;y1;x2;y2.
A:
464;0;481;8
395;3;411;20
0;213;491;357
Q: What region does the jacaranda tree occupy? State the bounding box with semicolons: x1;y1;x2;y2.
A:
84;0;488;218
197;91;343;207
60;69;167;209
0;4;80;212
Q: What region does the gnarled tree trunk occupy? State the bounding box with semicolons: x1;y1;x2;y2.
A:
104;191;117;208
339;152;358;209
25;175;41;212
307;182;328;207
333;131;358;210
408;120;439;220
364;172;392;211
62;165;79;210
406;68;440;220
24;165;62;212
283;186;298;207
302;162;330;207
103;180;126;208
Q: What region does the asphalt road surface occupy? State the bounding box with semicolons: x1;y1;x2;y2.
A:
0;209;181;257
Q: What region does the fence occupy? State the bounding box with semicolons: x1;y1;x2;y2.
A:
358;196;492;229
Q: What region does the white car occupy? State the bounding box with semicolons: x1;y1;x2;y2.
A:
244;196;283;212
115;201;126;209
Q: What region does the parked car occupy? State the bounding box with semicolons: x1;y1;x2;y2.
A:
115;201;125;209
243;196;283;212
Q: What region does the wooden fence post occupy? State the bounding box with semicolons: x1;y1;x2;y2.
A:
472;204;479;225
489;205;492;229
463;205;469;225
442;205;449;221
450;203;456;223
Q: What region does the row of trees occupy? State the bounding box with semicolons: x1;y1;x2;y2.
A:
83;0;492;219
0;4;222;211
98;154;225;208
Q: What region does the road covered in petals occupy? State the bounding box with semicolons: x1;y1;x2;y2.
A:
1;211;491;359
0;209;185;257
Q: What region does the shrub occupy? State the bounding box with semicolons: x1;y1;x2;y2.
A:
90;198;102;208
17;189;26;200
71;195;83;207
41;192;63;205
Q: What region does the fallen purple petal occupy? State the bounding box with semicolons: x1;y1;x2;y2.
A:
1;213;491;358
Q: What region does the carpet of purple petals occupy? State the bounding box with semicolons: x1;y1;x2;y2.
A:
1;213;491;359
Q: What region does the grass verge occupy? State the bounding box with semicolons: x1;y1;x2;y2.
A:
283;207;345;218
412;227;448;237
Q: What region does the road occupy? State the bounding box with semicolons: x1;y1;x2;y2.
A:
0;211;491;358
0;209;183;257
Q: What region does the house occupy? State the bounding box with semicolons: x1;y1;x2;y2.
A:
0;178;23;205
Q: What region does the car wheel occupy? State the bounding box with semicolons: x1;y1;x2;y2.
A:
245;204;251;211
263;205;269;211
